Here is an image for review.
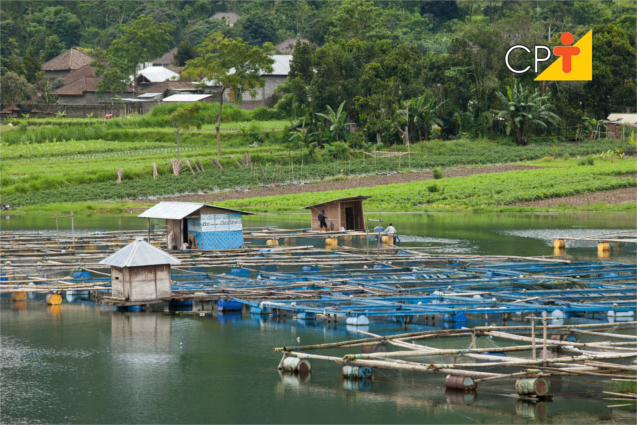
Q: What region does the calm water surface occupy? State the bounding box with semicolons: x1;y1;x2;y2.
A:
1;212;636;424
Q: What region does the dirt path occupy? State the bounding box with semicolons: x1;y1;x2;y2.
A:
158;165;543;204
513;187;636;207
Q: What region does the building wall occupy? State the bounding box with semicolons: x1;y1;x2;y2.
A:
57;92;132;106
186;210;244;249
225;75;287;109
310;202;342;231
124;265;172;301
339;200;365;231
111;266;125;298
166;219;182;249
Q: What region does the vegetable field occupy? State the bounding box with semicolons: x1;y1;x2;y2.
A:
217;162;637;212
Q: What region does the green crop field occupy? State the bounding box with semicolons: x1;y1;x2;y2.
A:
217;162;637;212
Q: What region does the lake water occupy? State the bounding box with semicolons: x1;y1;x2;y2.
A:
1;212;636;424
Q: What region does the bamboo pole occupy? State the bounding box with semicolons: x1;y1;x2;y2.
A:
542;312;548;363
531;316;536;360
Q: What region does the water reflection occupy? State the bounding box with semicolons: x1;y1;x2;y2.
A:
445;389;477;405
515;400;549;420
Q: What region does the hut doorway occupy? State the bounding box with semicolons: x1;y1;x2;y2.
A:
182;219;189;243
345;207;355;230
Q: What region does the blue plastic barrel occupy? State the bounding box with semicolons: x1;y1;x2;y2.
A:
72;271;91;280
230;268;250;275
218;299;243;312
260;266;277;272
302;266;319;272
374;264;390;269
332;264;348;270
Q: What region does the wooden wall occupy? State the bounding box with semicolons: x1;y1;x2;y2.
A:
110;265;172;302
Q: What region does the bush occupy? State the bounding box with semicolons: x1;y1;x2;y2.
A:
432;168;443;179
562;153;571;161
577;157;587;166
586;156;595;165
427;183;439;193
539;156;554;162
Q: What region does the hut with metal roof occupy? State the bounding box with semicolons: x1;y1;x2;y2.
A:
302;196;371;232
139;202;254;250
99;238;180;302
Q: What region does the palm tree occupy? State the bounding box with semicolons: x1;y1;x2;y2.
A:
315;101;352;142
410;93;443;141
495;82;559;146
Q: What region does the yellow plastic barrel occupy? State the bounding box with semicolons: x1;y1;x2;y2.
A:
553;239;566;249
11;292;27;301
266;239;279;246
325;237;338;247
46;293;63;305
381;235;394;244
597;242;610;252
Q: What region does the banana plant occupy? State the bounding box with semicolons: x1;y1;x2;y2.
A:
315;101;352;142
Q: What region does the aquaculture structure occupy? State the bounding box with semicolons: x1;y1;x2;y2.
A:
303;196;371;231
138;202;253;250
99;237;180;302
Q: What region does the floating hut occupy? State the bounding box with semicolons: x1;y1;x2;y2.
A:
99;237;180;302
303;196;371;231
138;202;253;250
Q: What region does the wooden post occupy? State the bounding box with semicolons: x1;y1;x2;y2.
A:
71;212;75;249
408;143;411;170
471;330;476;349
542;313;548;363
55;213;59;245
147;218;151;243
531;316;536;360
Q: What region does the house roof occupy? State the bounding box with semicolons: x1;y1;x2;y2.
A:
99;237;181;268
211;12;241;24
165;63;184;74
137;92;163;98
137;66;180;83
152;47;178;66
278;38;309;52
266;55;292;76
63;63;98;84
302;196;372;209
139;80;197;94
161;94;212;103
42;47;94;72
607;114;637;125
139;202;253;220
53;77;134;96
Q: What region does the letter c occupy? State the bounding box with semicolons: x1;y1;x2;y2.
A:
505;45;531;74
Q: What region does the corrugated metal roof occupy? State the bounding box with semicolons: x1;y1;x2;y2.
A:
162;94;212;103
99;238;181;268
138;202;254;219
302;196;372;209
137;66;180;83
607;114;637;124
137;92;162;98
267;55;291;76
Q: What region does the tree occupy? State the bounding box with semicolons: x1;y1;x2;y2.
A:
410;93;443;141
41;35;65;62
582;24;636;118
238;14;278;46
96;15;174;96
173;40;197;66
1;72;35;106
22;55;41;84
183;33;275;156
495;83;559;146
333;1;397;42
316;101;352;142
42;6;82;48
166;103;203;160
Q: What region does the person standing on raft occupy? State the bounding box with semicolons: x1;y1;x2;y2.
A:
318;209;329;232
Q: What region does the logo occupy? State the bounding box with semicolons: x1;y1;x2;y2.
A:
504;30;592;81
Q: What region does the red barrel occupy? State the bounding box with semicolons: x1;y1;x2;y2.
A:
445;375;477;391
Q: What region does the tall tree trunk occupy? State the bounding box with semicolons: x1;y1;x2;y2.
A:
417;121;422;142
216;88;225;157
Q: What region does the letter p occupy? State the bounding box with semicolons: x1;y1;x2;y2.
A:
534;46;551;73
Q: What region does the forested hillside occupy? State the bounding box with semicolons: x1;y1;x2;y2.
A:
1;1;635;144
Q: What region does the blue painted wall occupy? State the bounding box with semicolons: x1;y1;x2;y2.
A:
187;212;244;249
